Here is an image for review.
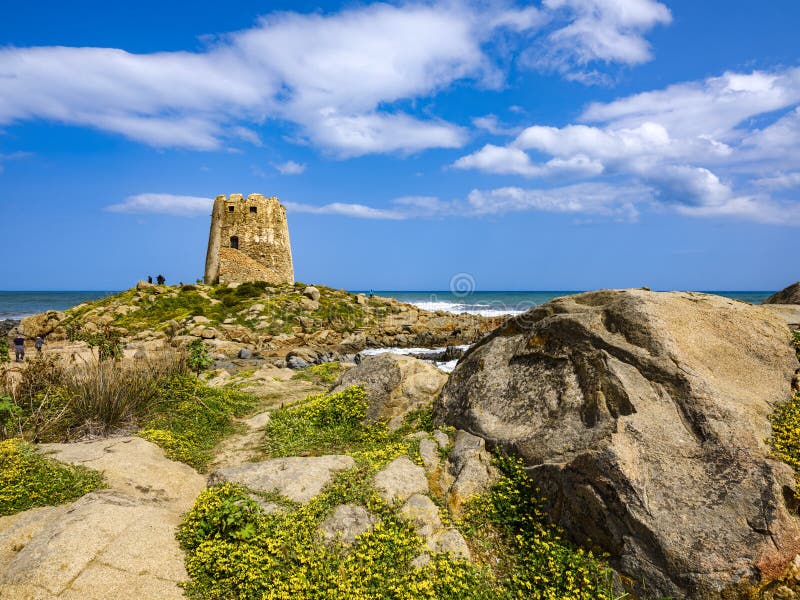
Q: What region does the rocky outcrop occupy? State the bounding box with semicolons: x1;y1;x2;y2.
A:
766;282;800;305
0;437;205;600
19;311;64;338
435;289;800;599
333;354;448;429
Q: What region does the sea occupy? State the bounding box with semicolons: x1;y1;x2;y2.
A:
0;289;774;321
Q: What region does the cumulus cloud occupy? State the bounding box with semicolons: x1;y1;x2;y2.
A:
105;193;213;216
453;67;800;225
0;1;670;155
274;160;306;175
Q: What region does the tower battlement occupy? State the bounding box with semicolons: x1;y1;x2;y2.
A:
204;193;294;285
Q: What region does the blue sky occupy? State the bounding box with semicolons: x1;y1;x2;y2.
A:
0;0;798;291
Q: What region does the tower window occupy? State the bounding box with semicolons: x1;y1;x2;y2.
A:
250;206;257;214
228;205;235;212
230;236;239;250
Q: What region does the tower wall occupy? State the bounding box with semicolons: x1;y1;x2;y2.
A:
203;193;294;285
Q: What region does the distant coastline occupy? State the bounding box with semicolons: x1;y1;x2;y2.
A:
0;289;775;321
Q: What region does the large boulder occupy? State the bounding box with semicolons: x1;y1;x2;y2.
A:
19;311;64;338
765;282;800;305
333;354;447;429
435;289;800;599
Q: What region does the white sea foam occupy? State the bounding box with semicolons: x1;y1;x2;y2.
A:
359;345;469;372
407;300;523;317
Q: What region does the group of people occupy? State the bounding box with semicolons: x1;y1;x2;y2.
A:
10;334;43;362
147;274;166;285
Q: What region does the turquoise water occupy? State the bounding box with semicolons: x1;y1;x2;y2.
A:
0;289;774;320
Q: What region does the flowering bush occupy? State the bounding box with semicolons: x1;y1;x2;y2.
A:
0;438;104;516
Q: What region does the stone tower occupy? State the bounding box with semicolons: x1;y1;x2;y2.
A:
204;193;294;285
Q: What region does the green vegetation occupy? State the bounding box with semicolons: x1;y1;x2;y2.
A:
263;386;423;461
0;353;254;472
139;374;255;471
0;353;186;442
187;338;213;374
461;457;617;599
0;338;9;363
0;438;105;516
176;385;620;599
66;325;123;361
178;450;618;600
769;393;800;473
291;361;346;386
58;281;376;339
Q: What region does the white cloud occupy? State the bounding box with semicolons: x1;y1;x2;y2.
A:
274;160;306;175
284;201;406;220
529;0;671;79
756;172;800;190
453;67;800;225
106;193;212;216
0;1;669;155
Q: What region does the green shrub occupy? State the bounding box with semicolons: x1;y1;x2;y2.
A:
461;456;618;599
0;438;105;516
188;339;213;374
769;393;800;473
291;362;345;386
0;338;9;363
139;375;255;471
264;386;387;459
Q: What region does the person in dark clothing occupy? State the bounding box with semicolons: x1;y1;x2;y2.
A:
147;275;153;284
156;274;165;285
35;336;44;353
13;335;25;362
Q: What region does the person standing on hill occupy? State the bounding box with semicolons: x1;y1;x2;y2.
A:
13;334;25;362
156;274;165;285
147;275;153;284
35;336;44;353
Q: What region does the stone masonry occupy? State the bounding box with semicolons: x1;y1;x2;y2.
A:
204;193;294;285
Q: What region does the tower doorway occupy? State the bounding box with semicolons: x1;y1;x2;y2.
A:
230;236;239;250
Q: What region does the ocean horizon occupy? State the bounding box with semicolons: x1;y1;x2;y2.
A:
0;289;776;320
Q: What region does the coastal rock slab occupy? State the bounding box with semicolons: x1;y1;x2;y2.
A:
208;455;355;503
373;457;428;504
318;504;378;547
435;289;800;598
333;354;447;430
0;437;205;600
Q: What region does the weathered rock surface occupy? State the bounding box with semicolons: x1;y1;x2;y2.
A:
435;289;800;598
19;311;64;338
0;437;205;600
766;282;800;305
763;304;800;330
318;504;378;547
333;354;448;429
373;456;429;504
399;494;442;539
442;430;498;518
208;455;355;503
